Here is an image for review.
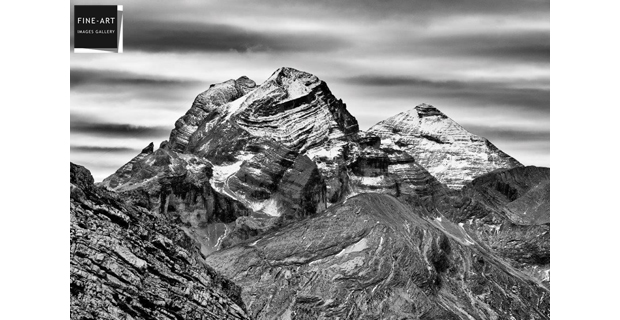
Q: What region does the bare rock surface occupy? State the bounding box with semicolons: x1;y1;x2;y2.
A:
70;163;250;320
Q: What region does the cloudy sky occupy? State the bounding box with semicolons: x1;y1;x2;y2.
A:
70;0;550;181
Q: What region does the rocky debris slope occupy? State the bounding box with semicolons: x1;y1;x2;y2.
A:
461;167;550;284
368;104;522;189
207;193;549;320
411;166;551;285
71;163;250;319
465;166;550;225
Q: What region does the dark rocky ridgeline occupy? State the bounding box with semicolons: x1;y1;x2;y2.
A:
70;163;249;320
206;193;549;320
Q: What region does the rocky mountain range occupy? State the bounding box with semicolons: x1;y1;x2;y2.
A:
71;67;550;319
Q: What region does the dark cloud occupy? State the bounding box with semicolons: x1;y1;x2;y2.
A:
70;145;138;153
290;0;549;18
418;30;550;64
345;75;470;87
71;68;200;89
72;122;170;138
463;124;549;142
70;68;210;106
125;21;350;54
342;75;549;111
71;114;171;138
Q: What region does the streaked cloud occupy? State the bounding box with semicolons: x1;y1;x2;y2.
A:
342;75;549;113
126;21;350;54
70;145;138;153
71;113;171;139
465;125;550;143
71;68;200;89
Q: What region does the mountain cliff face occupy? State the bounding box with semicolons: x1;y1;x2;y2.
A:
368;104;522;189
74;67;550;319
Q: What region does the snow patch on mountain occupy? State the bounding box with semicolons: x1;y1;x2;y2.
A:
225;93;250;120
335;238;369;257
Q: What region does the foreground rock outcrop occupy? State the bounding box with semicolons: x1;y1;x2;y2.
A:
70;163;250;319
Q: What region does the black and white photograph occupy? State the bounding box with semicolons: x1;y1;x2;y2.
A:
66;1;555;319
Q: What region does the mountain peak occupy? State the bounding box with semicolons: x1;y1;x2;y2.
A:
368;104;522;188
413;103;445;117
262;67;321;94
268;66;314;79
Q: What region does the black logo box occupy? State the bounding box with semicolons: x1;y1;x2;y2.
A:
74;5;120;49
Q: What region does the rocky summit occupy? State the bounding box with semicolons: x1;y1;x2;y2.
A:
72;67;550;319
